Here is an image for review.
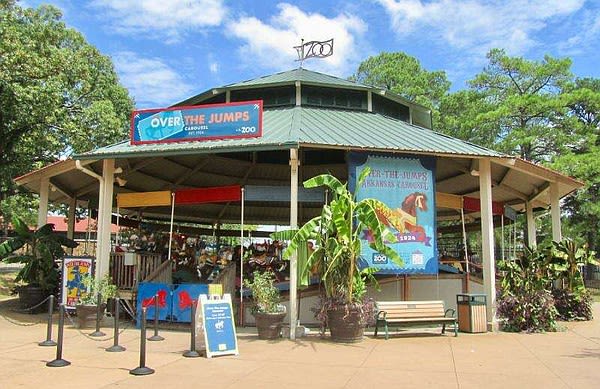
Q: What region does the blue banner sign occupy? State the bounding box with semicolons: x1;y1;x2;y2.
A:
199;294;238;358
172;283;209;322
130;100;263;145
349;153;438;274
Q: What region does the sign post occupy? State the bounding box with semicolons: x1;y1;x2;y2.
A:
196;294;238;358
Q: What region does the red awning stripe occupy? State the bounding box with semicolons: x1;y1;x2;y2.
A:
463;196;504;216
174;185;241;205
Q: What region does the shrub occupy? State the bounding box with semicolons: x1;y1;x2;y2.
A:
552;288;593;321
496;289;558;332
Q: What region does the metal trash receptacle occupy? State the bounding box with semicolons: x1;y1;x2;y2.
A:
456;294;487;333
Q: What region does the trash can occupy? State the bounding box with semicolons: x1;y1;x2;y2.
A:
456;294;487;333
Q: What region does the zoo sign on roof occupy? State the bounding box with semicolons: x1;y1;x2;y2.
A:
130;100;263;145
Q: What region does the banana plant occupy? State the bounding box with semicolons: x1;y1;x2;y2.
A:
0;217;78;293
551;239;599;293
273;167;403;304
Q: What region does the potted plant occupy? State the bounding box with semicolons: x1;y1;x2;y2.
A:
274;168;402;342
0;217;78;311
244;270;286;339
75;273;118;328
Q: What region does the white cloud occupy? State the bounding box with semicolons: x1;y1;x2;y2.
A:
227;3;367;76
113;52;194;108
558;9;600;55
377;0;584;56
91;0;227;42
209;62;219;74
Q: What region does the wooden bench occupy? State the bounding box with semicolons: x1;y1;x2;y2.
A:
374;300;457;339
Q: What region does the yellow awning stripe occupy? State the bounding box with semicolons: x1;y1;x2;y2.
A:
436;192;463;210
117;191;172;208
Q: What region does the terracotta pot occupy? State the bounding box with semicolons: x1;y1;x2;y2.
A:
75;303;106;329
17;285;48;314
254;311;286;340
327;305;365;343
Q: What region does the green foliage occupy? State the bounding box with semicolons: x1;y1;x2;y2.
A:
496;289;557;332
551;288;593;321
0;2;133;217
78;273;117;305
350;51;450;124
274;167;402;304
243;271;283;314
551;239;598;293
0;217;78;293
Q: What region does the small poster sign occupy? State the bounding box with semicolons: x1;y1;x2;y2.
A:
61;256;94;309
197;293;238;358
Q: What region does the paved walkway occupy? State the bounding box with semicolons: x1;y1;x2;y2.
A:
0;300;599;388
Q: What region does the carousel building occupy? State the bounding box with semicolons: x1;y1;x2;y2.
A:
15;68;583;335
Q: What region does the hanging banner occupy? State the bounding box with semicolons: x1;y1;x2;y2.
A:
463;196;504;216
175;185;241;205
172;283;209;322
130;100;263;145
349;153;438;274
61;256;94;309
198;293;238;358
117;191;172;208
137;282;172;324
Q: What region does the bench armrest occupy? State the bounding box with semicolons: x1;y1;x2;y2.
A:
445;308;456;318
376;310;387;320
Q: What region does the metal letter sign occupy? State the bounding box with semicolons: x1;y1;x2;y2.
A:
349;153;438;275
130;100;263;145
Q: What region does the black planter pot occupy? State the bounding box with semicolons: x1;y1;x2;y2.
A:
327;305;365;343
17;285;49;314
75;303;106;328
254;311;286;340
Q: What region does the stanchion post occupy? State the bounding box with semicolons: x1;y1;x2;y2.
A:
39;295;57;347
183;301;200;358
147;293;164;341
46;304;70;367
106;297;125;352
89;293;106;337
130;307;154;376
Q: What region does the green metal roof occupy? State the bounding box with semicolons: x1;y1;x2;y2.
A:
226;68;365;89
76;106;503;160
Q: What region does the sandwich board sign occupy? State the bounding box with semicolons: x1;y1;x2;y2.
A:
196;293;238;358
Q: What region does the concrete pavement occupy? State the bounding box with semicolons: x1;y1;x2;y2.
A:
0;300;599;388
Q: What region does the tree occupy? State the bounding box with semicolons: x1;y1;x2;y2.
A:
551;78;600;254
0;2;133;228
467;49;572;162
350;52;450;111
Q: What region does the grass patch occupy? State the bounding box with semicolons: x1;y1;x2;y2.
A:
0;271;18;300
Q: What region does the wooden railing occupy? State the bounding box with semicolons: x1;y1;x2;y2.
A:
144;259;172;284
109;252;164;291
213;262;236;297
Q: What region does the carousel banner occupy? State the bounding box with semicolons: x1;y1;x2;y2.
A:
130;100;263;145
349;153;438;275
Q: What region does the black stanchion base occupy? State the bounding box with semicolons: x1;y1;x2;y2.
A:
106;345;126;352
38;340;57;347
147;335;164;341
89;330;106;337
46;359;71;367
129;366;155;376
183;350;200;358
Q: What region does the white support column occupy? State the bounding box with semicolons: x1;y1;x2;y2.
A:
37;177;49;228
478;158;497;330
526;201;536;248
289;148;299;340
97;159;115;278
67;197;77;254
295;81;301;106
550;182;561;242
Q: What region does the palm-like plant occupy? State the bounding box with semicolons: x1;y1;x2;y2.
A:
0;217;78;293
277;167;403;304
551;239;599;292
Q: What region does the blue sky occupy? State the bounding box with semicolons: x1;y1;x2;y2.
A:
23;0;600;109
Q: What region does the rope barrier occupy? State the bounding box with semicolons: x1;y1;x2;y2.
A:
62;305;134;342
0;295;52;327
